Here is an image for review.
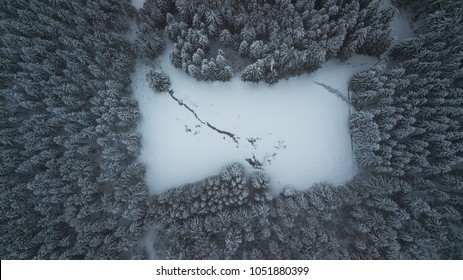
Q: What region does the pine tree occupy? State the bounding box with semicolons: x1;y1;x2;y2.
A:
146;70;171;92
241;60;264;83
239;40;250;58
219;29;234;47
249;40;265;60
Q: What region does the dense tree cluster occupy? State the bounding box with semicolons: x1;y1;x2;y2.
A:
0;0;148;259
143;163;462;259
137;0;394;83
135;0;174;59
150;163;250;222
349;0;463;178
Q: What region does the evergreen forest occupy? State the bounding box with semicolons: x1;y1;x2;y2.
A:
1;0;462;259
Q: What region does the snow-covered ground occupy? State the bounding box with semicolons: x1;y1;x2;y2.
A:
131;0;145;10
132;50;378;194
383;0;414;43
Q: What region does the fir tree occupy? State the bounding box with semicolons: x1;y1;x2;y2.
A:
146;70;171;92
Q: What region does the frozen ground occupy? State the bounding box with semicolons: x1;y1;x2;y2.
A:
132;50;377;194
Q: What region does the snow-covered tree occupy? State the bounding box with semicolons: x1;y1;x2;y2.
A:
239;40;250;58
241;60;264;83
219;29;234;47
146;70;171;92
249;40;265;59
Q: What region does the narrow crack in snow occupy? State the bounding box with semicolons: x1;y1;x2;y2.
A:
167;89;241;146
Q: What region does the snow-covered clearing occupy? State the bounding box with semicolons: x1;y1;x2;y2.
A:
128;0;414;194
132;50;378;194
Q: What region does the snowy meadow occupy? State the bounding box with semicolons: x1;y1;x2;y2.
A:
133;51;377;193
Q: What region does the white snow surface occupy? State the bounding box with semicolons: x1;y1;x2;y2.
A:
131;0;145;10
132;50;377;194
383;0;414;43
